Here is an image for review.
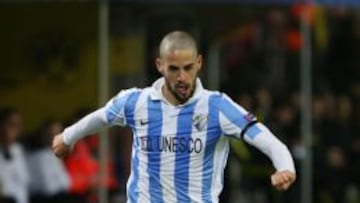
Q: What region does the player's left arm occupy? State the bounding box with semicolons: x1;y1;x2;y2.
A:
217;93;296;191
243;124;296;191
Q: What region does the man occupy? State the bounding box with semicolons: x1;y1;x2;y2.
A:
0;108;29;203
53;31;296;203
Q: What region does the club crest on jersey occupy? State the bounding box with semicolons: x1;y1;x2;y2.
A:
193;114;208;131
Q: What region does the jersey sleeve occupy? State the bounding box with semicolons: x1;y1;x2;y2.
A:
217;93;262;140
104;88;139;127
217;93;295;172
244;124;296;172
62;88;139;145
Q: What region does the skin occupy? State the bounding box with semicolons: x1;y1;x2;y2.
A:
156;48;202;106
52;32;296;192
52;47;202;158
0;112;22;147
271;170;296;191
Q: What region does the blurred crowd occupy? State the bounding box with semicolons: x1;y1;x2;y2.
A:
0;108;122;203
1;91;358;203
221;87;359;203
219;7;359;203
0;5;359;203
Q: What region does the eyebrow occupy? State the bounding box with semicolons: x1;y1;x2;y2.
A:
168;63;194;69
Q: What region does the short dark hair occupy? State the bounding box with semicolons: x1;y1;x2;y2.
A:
159;30;198;58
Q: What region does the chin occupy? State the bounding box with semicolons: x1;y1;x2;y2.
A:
181;96;191;102
175;95;189;103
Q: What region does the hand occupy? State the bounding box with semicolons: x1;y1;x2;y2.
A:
52;133;72;159
271;170;296;191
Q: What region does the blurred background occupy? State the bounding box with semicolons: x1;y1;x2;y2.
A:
0;1;359;203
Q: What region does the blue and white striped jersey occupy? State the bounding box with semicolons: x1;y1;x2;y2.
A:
104;77;264;203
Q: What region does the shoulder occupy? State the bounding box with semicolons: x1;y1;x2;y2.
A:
202;89;234;107
114;87;154;111
113;87;142;99
110;87;145;106
127;87;152;109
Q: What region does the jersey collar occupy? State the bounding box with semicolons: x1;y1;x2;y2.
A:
150;77;204;105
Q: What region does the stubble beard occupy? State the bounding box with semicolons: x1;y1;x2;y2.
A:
165;79;195;104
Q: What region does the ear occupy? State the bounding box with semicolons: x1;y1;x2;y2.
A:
156;58;164;75
196;54;203;71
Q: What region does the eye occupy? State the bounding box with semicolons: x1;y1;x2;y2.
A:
168;65;179;72
184;64;194;71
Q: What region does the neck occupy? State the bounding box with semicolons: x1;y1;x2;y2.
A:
162;85;183;106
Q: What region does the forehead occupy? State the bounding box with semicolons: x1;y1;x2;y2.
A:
161;49;197;65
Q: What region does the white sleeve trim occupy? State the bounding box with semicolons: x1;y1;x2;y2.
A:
62;108;108;145
244;124;296;173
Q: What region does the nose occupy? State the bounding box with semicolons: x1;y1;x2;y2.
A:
177;69;186;82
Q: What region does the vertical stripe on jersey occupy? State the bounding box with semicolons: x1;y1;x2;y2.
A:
125;91;141;203
136;93;150;203
147;99;164;203
175;101;197;203
160;107;180;203
211;137;230;202
188;95;209;202
202;95;221;203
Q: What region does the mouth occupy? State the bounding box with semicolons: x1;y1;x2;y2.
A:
176;83;190;95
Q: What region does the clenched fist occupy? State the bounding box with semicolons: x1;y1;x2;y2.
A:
52;133;72;158
271;170;296;191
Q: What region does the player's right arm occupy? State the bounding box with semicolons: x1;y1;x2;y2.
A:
52;88;138;158
52;108;108;158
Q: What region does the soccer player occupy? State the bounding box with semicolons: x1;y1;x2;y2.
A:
52;30;296;203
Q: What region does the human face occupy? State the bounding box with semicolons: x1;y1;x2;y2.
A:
0;113;22;146
156;49;202;104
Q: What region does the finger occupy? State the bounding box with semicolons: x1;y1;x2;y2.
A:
288;173;296;183
272;176;283;187
271;175;278;186
56;150;66;159
282;174;292;184
54;148;63;158
273;173;286;183
282;173;295;184
279;182;291;191
54;146;67;158
281;174;289;183
272;172;296;191
273;176;288;188
284;171;296;179
283;182;291;190
280;177;295;190
275;182;286;191
276;172;293;184
279;174;287;184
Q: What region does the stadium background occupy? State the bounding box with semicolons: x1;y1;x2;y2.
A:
0;1;359;203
